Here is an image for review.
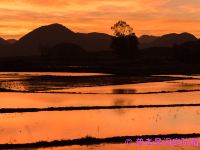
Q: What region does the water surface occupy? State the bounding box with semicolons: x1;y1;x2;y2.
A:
0;73;199;149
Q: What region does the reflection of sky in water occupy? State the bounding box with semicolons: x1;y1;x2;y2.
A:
1;73;200;93
0;72;111;92
0;81;28;91
55;79;200;94
0;73;200;149
0;107;199;144
0;92;200;108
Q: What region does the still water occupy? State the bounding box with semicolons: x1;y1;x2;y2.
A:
0;107;199;143
0;72;199;149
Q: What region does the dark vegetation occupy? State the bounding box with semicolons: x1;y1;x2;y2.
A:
0;21;200;75
173;40;200;63
111;21;139;59
0;134;199;149
1;103;200;113
41;42;86;61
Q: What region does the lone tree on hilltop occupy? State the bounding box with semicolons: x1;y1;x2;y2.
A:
111;21;139;59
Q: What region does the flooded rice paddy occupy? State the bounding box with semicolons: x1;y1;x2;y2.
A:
0;72;199;149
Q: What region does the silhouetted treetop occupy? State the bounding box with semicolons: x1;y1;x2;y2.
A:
111;21;134;37
111;21;139;59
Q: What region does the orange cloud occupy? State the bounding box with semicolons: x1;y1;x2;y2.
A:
0;0;200;39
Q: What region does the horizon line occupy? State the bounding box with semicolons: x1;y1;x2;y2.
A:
1;23;200;40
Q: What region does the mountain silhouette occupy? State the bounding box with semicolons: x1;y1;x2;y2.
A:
0;37;12;57
6;39;18;44
140;32;197;48
46;42;86;60
0;37;9;45
0;23;198;57
13;23;77;56
11;23;112;57
76;32;112;52
139;35;158;44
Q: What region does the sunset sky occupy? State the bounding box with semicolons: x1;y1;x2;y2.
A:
0;0;200;39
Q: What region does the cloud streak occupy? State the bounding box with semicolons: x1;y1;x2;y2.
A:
0;0;200;39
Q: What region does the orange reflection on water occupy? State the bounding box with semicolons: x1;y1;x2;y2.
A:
53;79;200;94
0;92;200;108
0;107;199;144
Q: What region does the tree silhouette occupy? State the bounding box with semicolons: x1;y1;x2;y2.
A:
111;21;139;59
111;21;133;37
